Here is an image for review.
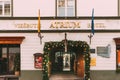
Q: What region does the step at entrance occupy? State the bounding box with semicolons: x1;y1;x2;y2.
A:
49;73;84;80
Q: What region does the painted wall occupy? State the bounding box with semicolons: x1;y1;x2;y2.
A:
13;0;117;17
20;32;118;70
0;32;117;70
13;0;55;17
0;19;119;70
77;0;118;16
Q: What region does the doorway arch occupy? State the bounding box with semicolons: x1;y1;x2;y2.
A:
43;40;90;80
50;49;76;73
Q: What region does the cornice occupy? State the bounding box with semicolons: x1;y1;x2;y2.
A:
0;16;120;20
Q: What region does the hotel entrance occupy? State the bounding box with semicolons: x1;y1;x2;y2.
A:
49;48;85;80
50;50;76;73
43;40;90;80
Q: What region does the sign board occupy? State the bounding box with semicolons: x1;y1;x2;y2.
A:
0;19;120;31
97;44;111;58
33;53;43;69
90;58;96;66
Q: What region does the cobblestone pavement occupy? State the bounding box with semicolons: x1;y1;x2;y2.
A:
49;73;84;80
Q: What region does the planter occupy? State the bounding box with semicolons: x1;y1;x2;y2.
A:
15;71;20;76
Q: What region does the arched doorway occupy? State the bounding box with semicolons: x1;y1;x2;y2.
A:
50;50;76;73
77;54;84;77
43;40;90;80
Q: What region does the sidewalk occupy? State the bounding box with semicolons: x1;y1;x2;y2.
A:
49;72;84;80
90;70;120;80
49;70;120;80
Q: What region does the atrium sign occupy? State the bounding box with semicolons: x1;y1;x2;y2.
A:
49;21;105;29
14;21;105;30
50;21;80;29
0;19;118;30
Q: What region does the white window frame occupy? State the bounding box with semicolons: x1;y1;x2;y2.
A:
0;0;11;17
57;0;75;17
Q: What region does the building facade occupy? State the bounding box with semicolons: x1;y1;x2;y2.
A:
0;0;120;80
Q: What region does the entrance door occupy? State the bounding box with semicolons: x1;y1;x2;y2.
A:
114;38;120;71
117;45;120;70
63;53;70;71
77;54;84;77
51;51;76;73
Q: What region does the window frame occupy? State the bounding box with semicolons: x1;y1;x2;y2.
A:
56;0;77;17
114;38;120;72
0;0;12;17
0;44;20;75
0;36;24;75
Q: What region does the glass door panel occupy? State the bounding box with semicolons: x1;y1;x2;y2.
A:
63;53;70;71
8;47;20;74
1;47;8;74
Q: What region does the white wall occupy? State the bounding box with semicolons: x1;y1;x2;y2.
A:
90;33;117;70
0;18;119;70
0;32;117;70
13;0;117;17
14;0;55;17
77;0;118;16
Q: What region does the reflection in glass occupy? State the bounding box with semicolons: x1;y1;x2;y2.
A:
63;53;70;71
67;0;74;7
2;48;7;58
9;47;20;73
58;0;65;7
4;3;10;15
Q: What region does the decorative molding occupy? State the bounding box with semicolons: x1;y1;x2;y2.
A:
0;36;25;44
0;30;120;33
1;16;120;20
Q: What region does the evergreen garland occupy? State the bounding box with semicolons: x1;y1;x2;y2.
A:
14;53;20;71
43;40;90;80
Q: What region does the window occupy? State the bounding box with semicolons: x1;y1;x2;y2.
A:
0;44;20;75
57;0;75;17
114;38;120;71
0;36;24;75
117;46;120;71
0;0;11;16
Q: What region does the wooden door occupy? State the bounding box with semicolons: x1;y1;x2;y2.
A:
77;54;84;77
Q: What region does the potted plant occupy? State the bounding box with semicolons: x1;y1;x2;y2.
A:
14;53;20;76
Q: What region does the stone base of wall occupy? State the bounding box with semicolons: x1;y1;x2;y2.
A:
19;70;43;80
90;70;120;80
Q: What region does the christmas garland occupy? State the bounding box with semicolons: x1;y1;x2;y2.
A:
43;40;90;80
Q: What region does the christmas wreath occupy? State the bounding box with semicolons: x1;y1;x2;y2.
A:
43;40;90;80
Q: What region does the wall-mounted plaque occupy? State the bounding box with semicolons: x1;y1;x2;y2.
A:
97;44;111;58
90;58;96;66
33;53;43;69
